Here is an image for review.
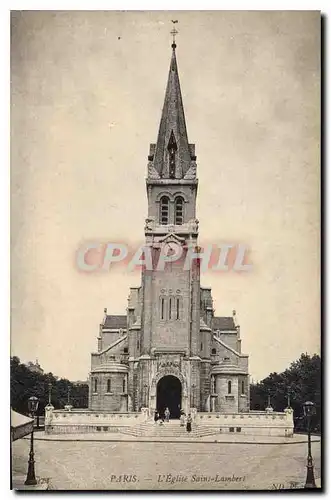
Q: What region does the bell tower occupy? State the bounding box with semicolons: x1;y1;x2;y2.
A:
135;35;203;413
144;37;199;245
139;35;202;405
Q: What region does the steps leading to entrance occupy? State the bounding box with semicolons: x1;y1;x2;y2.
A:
120;420;220;438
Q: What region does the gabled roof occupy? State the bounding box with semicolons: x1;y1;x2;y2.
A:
158;232;186;244
97;334;128;356
213;335;247;358
103;315;127;329
213;316;236;331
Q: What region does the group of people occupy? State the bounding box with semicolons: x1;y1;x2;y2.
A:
153;408;193;433
154;407;170;424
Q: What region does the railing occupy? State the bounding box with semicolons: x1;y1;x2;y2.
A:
196;410;293;426
52;410;139;415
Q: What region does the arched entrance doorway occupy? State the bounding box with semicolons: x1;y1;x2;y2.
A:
157;375;182;419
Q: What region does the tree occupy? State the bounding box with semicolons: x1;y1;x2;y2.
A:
250;353;321;432
10;357;89;416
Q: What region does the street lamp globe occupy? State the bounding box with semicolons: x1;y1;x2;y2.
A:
27;396;39;415
303;401;316;417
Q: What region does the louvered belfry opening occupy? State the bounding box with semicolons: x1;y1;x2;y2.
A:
167;130;177;178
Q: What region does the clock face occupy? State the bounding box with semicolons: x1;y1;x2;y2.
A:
164;241;180;256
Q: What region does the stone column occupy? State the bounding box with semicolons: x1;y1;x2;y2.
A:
137;357;150;410
44;404;54;434
141;269;153;355
211;397;216;412
189;358;201;410
284;408;294;437
190;254;200;357
127;360;135;411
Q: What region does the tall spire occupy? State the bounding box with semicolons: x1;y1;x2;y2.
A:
151;35;194;179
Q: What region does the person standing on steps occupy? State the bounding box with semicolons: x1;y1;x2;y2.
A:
159;409;164;425
164;407;170;422
180;410;185;427
154;410;159;424
186;413;192;433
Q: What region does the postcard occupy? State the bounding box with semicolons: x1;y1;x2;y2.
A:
10;10;321;491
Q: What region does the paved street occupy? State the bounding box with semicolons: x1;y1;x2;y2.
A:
12;438;321;491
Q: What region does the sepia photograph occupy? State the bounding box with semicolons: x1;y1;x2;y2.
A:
10;10;321;491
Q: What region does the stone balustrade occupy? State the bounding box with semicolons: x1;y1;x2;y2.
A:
45;407;294;437
196;409;294;436
45;408;146;434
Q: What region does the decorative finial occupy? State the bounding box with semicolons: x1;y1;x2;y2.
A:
171;20;178;49
48;382;52;405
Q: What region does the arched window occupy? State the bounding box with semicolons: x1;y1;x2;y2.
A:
175;196;184;225
176;297;180;320
94;378;98;393
123;347;128;354
160;297;165;320
107;379;111;393
169;297;173;319
137;338;140;350
211;348;216;355
212;377;217;393
200;342;203;351
123;378;126;393
160;196;169;225
228;381;232;394
241;380;245;394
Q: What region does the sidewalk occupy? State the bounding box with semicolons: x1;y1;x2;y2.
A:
31;431;321;445
12;475;50;491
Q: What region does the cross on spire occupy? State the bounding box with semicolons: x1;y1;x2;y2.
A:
171;20;178;49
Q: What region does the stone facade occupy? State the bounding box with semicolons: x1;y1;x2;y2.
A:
89;43;250;417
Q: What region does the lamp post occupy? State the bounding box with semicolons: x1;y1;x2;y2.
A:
64;384;73;411
24;396;39;486
265;389;273;412
48;382;52;405
286;388;291;408
143;384;148;407
303;401;317;488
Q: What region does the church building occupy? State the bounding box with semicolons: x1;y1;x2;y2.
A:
88;39;250;417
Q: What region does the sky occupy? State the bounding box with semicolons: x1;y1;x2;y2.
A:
11;10;320;382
